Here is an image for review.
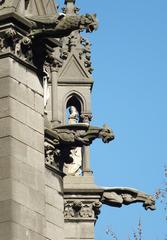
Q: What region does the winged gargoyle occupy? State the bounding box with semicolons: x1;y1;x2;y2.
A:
101;187;155;210
26;13;98;39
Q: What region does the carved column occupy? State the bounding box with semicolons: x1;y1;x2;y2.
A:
81;113;93;176
51;59;63;126
64;190;102;240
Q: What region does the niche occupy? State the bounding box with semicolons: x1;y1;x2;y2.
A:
66;95;82;124
25;0;30;10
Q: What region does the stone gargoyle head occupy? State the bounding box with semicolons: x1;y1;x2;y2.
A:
80;14;99;33
99;125;115;143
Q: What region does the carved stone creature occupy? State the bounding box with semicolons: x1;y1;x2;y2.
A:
26;14;98;39
101;187;156;211
45;124;114;148
45;125;114;169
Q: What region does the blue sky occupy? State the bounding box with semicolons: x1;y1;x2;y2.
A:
56;0;167;239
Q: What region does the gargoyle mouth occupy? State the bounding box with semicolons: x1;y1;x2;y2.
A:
86;24;96;33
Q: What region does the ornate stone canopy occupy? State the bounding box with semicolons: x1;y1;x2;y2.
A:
0;0;58;15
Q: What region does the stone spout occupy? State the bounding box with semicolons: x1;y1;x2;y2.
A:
26;14;98;39
101;187;155;211
45;124;114;149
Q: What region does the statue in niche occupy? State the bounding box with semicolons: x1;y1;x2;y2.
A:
43;67;50;111
68;106;79;124
64;105;82;176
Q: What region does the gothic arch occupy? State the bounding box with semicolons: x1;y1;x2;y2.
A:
63;91;86;124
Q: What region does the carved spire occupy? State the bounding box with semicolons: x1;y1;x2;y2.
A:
63;0;79;15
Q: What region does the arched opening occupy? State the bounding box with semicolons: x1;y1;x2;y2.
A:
25;0;30;10
66;95;83;124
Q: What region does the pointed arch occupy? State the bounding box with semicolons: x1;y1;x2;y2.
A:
63;90;86;124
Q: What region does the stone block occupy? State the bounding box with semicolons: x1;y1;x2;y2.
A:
11;221;46;240
0;179;11;201
11;60;43;95
0;117;10;137
45;204;64;228
11;179;45;215
27;146;45;173
0;222;11;240
9;117;44;153
0;78;9;98
35;93;44;115
45;186;64;211
9;77;35;109
0;156;10;180
65;222;94;239
9;97;44;133
0;137;11;157
45;169;63;193
10;157;45;193
0;58;12;78
0;97;9;119
11;200;46;235
46;221;64;240
9;137;44;173
0;200;11;223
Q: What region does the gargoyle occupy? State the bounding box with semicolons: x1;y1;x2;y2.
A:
26;14;98;39
101;187;155;211
45;124;114;148
44;124;114;166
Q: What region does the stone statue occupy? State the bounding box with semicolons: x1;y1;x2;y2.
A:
64;106;82;176
26;14;98;39
68;106;79;124
43;67;50;110
101;187;155;210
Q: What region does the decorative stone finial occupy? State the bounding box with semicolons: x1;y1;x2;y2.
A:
63;0;79;15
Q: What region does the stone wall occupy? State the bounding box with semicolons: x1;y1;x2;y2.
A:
0;57;46;240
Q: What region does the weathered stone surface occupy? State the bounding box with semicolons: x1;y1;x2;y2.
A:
0;58;43;95
65;222;94;239
0;179;11;201
0;97;44;133
11;200;46;235
0;97;9;119
46;221;64;240
0;222;11;240
0;200;11;223
11;179;45;215
35;93;44;115
46;203;64;228
0;117;44;152
11;222;46;240
45;186;64;212
45;168;63;193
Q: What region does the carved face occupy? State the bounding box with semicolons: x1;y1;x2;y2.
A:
81;14;98;33
100;128;115;143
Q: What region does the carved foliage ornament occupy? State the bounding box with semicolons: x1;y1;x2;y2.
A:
0;28;33;63
64;200;102;220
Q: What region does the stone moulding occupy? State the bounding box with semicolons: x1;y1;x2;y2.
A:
64;200;102;221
